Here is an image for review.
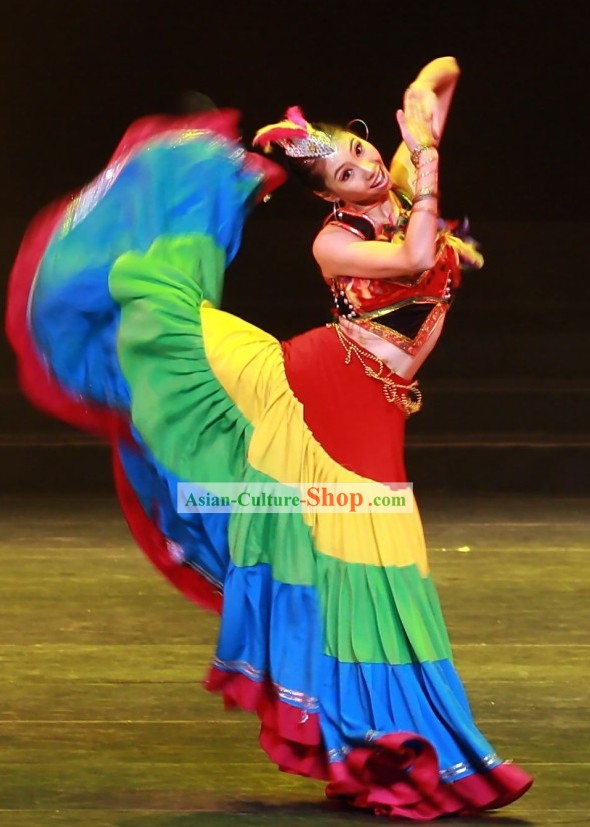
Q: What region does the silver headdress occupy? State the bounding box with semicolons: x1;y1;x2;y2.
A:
253;106;336;159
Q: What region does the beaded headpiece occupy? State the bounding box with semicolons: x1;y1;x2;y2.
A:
253;106;337;160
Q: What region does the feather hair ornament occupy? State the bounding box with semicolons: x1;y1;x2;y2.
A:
253;106;337;159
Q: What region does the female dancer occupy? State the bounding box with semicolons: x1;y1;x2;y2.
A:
5;57;532;819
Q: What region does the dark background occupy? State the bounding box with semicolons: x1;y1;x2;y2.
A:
1;0;588;493
1;0;585;221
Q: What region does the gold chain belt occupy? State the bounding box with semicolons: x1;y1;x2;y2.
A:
331;323;423;417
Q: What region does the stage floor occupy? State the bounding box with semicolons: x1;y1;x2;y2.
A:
1;492;588;827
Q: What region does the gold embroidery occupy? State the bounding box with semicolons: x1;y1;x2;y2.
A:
353;303;448;356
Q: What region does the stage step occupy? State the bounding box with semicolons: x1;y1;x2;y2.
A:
1;433;588;494
1;379;589;495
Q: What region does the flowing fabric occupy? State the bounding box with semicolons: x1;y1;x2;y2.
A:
5;110;533;820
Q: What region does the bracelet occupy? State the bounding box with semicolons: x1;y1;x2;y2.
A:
411;205;438;216
410;145;437;167
412;190;438;203
416;168;438;179
415;155;438;168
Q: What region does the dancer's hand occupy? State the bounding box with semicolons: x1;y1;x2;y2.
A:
405;83;440;139
396;83;440;152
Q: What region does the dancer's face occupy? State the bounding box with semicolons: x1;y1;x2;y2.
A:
318;132;391;206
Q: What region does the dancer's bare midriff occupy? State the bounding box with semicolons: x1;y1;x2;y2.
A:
338;313;446;381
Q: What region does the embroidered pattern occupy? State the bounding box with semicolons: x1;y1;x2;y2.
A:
327;745;352;763
354;301;448;356
165;538;224;592
439;753;500;783
211;656;320;711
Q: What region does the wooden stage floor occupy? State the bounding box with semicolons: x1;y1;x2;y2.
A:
1;492;588;827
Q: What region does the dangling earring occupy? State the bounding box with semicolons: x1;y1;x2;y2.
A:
332;199;342;220
346;118;369;141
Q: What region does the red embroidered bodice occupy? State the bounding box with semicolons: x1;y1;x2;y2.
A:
323;206;481;356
